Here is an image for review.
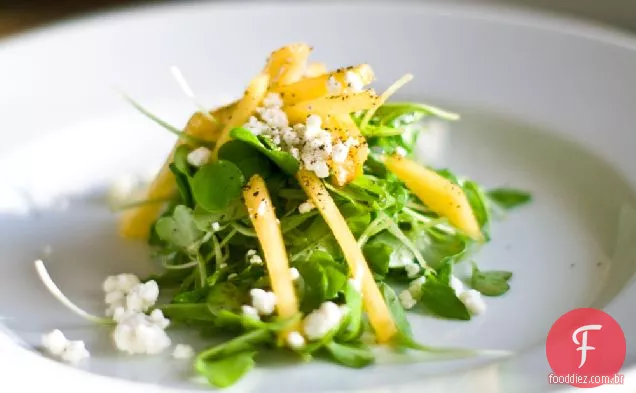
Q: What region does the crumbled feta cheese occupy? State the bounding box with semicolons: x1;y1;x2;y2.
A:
124;280;159;314
282;128;300;146
399;290;417;309
450;275;464;296
112;311;171;355
331;143;349;163
104;274;160;317
257;106;289;129
395;147;408;157
60;340;90;365
459;289;487;315
246;249;257;257
249;254;263;265
241;305;260;320
41;329;90;365
404;263;420;279
344;71;364;92
286;331;306;350
250;289;277;316
244;116;270;136
302;301;344;340
311;161;330;178
103;274;140;294
289;267;300;281
304;115;323;138
172;344;195;359
219;262;227;269
211;222;220;232
326;76;342;95
262;92;283;108
389;247;414;268
290;147;300;159
186;147;211;167
408;276;427;297
42;329;69;356
257;199;268;216
149;309;170;329
344;137;359;147
298;200;315;214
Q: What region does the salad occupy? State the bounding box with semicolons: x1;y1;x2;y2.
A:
36;43;531;387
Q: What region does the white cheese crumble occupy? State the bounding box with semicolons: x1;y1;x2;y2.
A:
249;254;263;265
450;275;464;296
250;289;277;316
211;222;221;232
302;301;344;340
172;344;195;359
331;143;349;163
186;146;211;167
286;331;306;350
289;267;300;281
112;309;171;355
408;276;427;298
104;275;159;317
241;305;260;320
388;247;414;268
41;329;90;365
398;290;417;310
262;92;283;108
344;71;364;92
404;263;420;279
326;76;342;95
298;200;315;214
458;289;487;315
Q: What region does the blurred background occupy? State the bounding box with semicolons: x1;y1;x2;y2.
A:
2;0;636;38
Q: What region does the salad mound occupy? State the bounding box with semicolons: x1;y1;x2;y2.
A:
112;43;530;387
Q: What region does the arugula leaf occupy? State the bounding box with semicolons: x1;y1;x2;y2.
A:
154;205;202;253
192;200;247;230
169;164;194;207
372;102;460;124
471;264;512;296
229;128;300;175
419;276;470;321
325;342;374;368
191;160;245;211
487;188;532;210
172;287;208;304
195;351;256;388
295;258;328;312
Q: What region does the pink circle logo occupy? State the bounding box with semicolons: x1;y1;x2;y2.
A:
546;308;626;388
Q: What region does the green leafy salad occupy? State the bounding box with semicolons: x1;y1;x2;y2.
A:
35;43;531;388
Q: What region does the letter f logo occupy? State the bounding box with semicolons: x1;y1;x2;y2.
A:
572;324;603;368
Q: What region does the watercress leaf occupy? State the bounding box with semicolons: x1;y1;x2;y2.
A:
414;226;470;270
379;282;413;338
173;144;193;176
462;180;490;240
159;303;217;322
280;211;318;233
487;188;532;210
207;282;245;313
155;205;202;252
169;165;194;207
420;278;470;320
195;351;256;388
323;263;347;300
372;102;459;124
337;282;363;342
229;128;300;175
198;328;271;361
362;242;391;277
325;342;374;368
172;287;208;304
192;200;248;230
295;259;328;312
471;264;512;297
218;140;273;179
191;160;245;211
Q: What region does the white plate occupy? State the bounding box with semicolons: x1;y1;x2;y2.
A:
0;1;635;392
